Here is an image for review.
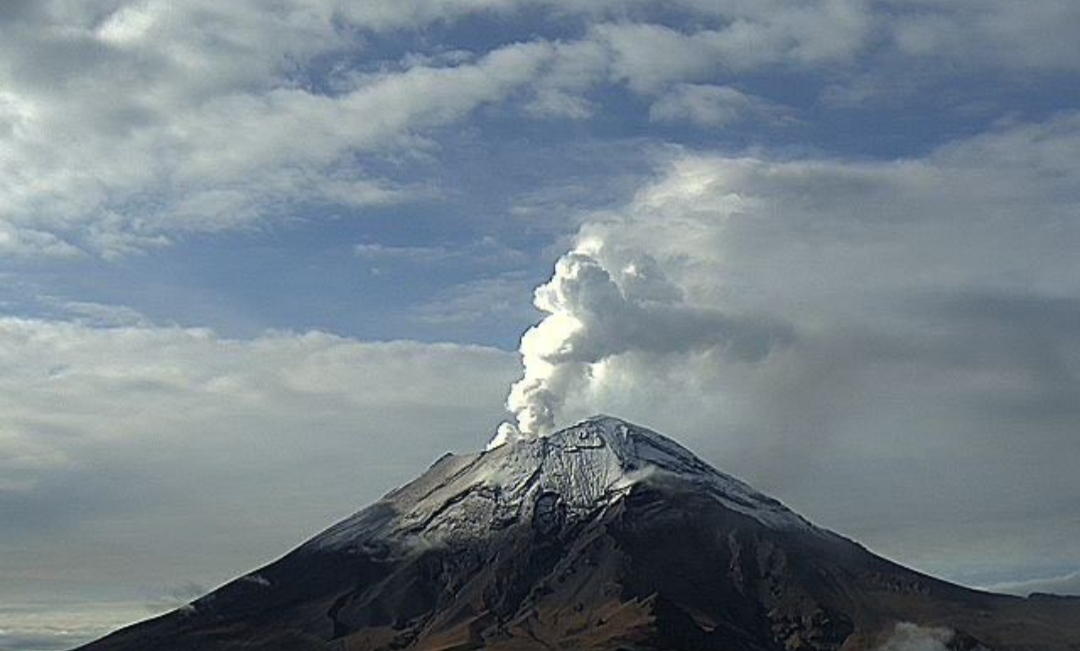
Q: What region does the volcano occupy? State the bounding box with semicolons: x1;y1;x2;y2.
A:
76;416;1080;651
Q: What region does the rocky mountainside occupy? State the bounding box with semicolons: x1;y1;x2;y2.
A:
76;416;1080;651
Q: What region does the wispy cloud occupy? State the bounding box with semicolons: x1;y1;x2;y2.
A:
649;84;793;127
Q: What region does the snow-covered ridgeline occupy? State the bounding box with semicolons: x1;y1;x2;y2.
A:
307;416;813;552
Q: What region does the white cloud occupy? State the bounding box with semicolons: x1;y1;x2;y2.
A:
0;317;514;440
3;1;1077;258
0;2;555;257
593;2;871;93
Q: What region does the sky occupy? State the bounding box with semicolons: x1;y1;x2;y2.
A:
1;1;1079;649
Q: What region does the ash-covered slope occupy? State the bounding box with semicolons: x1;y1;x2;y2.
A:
76;416;1080;651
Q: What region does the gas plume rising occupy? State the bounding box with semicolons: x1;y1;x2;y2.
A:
493;239;793;447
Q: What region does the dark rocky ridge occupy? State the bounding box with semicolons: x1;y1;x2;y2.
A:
75;416;1080;651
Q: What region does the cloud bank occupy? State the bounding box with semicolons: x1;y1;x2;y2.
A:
0;316;517;647
495;113;1080;584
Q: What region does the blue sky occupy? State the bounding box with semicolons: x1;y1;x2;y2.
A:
2;1;1080;649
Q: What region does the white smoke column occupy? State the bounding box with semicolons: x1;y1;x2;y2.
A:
492;238;794;446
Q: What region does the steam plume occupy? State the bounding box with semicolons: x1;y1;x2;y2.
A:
493;239;792;447
876;623;961;651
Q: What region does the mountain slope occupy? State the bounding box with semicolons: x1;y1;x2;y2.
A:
75;416;1080;651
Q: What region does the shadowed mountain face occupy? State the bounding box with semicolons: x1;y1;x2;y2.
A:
76;417;1080;651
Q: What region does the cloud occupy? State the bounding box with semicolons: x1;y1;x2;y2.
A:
522;39;609;120
414;271;537;326
982;569;1080;597
0;3;555;257
649;83;789;127
37;298;150;328
0;222;81;259
0;600;152;651
492;113;1080;578
498;240;794;440
592;3;871;93
3;2;1077;258
0;315;517;646
354;237;526;267
890;1;1080;71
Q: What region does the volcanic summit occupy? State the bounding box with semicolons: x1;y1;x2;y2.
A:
77;416;1080;651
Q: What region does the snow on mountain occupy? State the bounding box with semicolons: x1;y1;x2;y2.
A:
308;415;813;553
76;415;1080;651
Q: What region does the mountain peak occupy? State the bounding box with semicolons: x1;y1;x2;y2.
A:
536;414;718;475
77;415;1080;651
308;416;811;553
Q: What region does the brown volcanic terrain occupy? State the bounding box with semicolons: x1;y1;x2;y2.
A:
75;417;1080;651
